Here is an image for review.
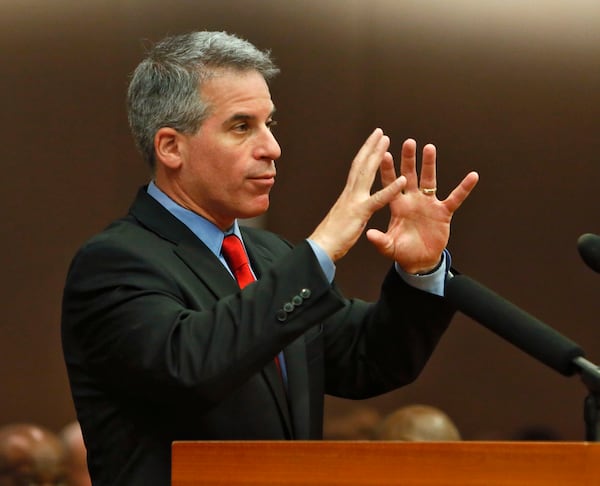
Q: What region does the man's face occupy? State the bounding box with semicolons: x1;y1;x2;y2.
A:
175;68;281;229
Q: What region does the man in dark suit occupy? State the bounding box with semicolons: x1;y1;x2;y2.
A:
61;31;479;485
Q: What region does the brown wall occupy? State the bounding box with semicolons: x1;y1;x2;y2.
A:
2;0;599;441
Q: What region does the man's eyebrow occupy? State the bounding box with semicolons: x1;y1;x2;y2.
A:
227;113;253;123
225;107;277;124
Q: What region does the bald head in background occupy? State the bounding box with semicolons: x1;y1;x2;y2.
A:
59;422;91;486
373;404;461;441
0;423;67;486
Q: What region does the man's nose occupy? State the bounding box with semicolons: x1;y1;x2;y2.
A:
256;127;281;161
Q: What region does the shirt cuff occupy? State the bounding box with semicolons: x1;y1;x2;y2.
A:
306;239;336;283
395;249;451;297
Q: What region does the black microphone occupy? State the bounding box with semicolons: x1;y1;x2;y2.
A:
578;233;600;273
445;274;584;376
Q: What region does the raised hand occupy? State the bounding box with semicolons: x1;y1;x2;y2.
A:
309;128;407;262
366;139;479;274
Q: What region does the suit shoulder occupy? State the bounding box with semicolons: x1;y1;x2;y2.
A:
67;216;170;273
77;216;151;250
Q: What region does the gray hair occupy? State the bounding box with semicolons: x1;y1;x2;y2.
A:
127;31;279;169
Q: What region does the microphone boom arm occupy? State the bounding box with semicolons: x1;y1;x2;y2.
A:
573;356;600;441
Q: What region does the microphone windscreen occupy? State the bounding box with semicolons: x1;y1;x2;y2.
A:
445;274;583;376
577;233;600;273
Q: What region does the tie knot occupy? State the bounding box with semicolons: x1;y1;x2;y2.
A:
221;234;255;288
221;234;245;269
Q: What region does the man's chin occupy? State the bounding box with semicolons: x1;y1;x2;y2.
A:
237;201;269;226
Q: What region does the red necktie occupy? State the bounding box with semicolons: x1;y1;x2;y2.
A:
221;234;283;376
221;234;255;289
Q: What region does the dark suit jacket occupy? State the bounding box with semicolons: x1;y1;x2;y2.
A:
61;187;455;486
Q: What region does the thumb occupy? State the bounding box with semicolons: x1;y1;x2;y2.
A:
366;228;393;257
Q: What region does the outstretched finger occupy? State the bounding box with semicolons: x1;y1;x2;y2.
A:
369;175;406;211
379;152;397;188
353;128;384;162
419;144;437;192
400;139;418;191
347;128;390;190
442;171;480;213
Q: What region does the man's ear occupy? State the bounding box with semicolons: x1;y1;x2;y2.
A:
154;127;185;169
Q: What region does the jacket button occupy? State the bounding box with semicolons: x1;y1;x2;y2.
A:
283;302;294;313
276;309;287;322
292;295;303;306
300;288;311;299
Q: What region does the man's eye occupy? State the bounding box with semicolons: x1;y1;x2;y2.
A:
267;119;278;131
233;123;248;132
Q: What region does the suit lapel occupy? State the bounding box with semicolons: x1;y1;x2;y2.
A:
129;187;239;297
240;228;278;277
174;241;239;297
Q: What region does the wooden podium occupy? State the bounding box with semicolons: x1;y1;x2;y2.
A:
172;440;600;485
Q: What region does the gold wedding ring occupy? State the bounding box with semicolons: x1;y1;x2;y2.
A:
421;187;437;196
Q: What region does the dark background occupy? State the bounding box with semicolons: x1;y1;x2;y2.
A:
2;0;599;441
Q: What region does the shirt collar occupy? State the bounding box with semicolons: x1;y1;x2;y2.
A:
146;180;241;257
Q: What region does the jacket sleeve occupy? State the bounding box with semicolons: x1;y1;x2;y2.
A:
321;266;456;399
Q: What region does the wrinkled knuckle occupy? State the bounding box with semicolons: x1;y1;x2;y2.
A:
372;191;383;206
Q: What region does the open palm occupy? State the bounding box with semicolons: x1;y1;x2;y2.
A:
367;139;479;274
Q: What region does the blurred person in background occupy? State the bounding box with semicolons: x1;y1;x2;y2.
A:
373;404;461;441
0;423;67;486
